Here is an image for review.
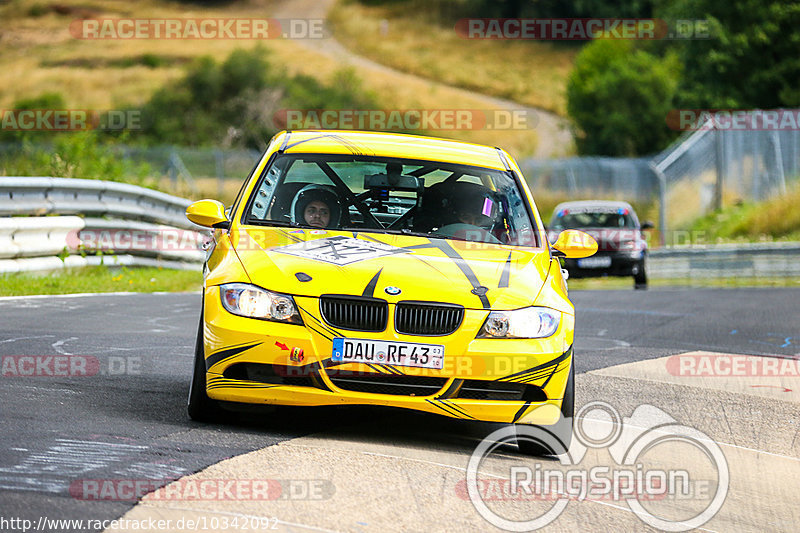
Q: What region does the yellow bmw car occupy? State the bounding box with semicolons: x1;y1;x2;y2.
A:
186;130;596;454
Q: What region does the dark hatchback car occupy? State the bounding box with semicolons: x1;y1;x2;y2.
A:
549;201;653;289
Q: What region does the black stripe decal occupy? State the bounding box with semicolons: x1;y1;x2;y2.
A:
512;402;532;423
540;361;566;389
441;400;475;419
205;342;262;370
427;239;490;309
304;323;333;342
499;251;512;288
425;399;464;419
279;131;291;151
299;305;343;338
362;268;383;298
366;363;388;374
499;347;572;382
379;364;404;375
495;147;512;171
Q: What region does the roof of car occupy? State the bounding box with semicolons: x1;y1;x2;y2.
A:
272;130;508;171
552;200;635;212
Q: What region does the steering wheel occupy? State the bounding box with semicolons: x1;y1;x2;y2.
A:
432;223;502;244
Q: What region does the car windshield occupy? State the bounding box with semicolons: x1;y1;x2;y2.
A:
551;209;636;230
244;154;539;247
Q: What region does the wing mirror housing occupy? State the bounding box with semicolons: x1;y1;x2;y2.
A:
186;199;230;229
550;229;598;259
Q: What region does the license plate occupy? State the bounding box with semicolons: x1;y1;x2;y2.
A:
331;338;444;370
578;256;612;268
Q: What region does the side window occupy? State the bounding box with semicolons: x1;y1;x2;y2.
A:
249;178;274;220
247;159;286;221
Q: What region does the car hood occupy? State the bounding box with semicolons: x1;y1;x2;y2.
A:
229;227;552;310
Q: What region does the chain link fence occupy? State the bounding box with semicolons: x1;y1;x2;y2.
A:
521;111;800;245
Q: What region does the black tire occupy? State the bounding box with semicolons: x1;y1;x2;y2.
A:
516;362;574;456
633;259;648;289
187;313;224;422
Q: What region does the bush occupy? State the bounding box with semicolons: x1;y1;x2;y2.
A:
0;92;66;144
140;46;379;150
566;39;680;156
0;132;153;186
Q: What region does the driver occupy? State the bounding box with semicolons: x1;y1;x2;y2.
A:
429;182;502;242
448;183;498;230
290;185;343;228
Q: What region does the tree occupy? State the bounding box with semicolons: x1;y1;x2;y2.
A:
665;0;800;108
566;38;680;156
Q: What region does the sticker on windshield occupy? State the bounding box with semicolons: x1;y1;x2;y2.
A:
273;236;405;265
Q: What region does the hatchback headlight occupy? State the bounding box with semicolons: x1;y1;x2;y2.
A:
478;306;560;338
219;283;302;324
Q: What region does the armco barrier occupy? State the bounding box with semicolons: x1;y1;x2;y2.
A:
2;178;798;278
0;177;207;273
649;242;800;279
0;177;195;229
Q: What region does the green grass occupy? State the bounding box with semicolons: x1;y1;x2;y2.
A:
329;0;577;115
686;183;800;244
0;266;202;296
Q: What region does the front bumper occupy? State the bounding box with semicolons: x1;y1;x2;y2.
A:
201;286;574;426
564;252;645;278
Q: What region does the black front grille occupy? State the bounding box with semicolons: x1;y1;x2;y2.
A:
456;380;547;402
328;374;448;396
395;301;464;336
320;295;388;332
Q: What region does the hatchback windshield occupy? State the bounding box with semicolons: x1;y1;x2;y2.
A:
551;210;636;230
244;154;538;247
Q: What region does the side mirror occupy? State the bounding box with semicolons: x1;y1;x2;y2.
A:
641;221;655;230
186;199;229;229
551;229;598;259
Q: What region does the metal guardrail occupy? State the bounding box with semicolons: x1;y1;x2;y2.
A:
2;177;798;278
0;177;196;229
649;242;800;279
0;177;206;273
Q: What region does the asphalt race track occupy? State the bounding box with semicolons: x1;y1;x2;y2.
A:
1;288;798;532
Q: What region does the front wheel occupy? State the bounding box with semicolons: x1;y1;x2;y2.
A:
516;362;574;456
633;259;648;290
187;314;224;422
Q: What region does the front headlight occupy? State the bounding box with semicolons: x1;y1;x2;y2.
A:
477;306;560;339
219;283;302;324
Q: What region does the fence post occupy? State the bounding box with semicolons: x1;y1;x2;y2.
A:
714;127;724;211
649;162;668;247
215;149;225;198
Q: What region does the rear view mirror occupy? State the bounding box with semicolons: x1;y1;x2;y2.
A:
641;221;655;230
365;173;421;192
551;230;598;259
